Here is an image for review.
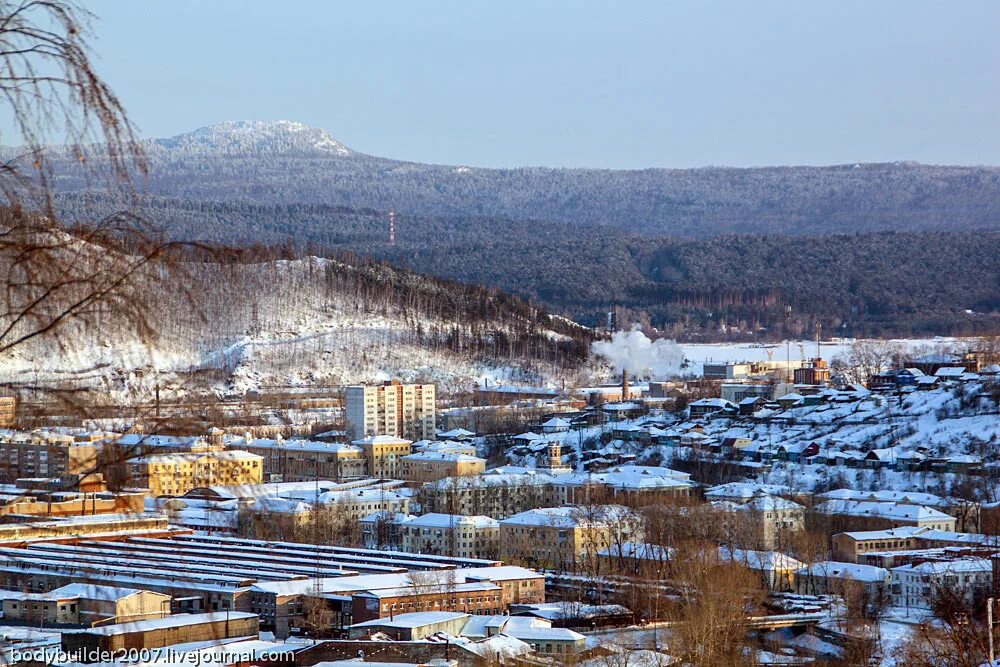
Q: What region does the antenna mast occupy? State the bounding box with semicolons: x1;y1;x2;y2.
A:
388;210;396;246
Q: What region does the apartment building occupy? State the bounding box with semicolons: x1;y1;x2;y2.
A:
244;486;411;522
345;382;436;440
892;558;992;610
233;437;366;482
815;500;957;533
0;431;103;484
353;435;413;479
419;469;554;518
420;464;695;519
401;513;500;559
547;465;694;506
400;451;486;483
732;494;806;550
499;505;640;571
127;450;263;496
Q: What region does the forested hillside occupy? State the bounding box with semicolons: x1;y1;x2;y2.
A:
31;121;1000;238
52;196;1000;339
23;121;1000;339
0;237;593;400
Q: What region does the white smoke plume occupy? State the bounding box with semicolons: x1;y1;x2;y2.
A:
591;326;684;379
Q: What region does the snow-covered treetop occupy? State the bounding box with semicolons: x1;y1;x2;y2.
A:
153;120;352;156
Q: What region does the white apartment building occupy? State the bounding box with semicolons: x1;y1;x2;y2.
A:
892;558;992;610
345;382;436;440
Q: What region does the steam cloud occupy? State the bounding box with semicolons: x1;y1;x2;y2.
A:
591;326;684;379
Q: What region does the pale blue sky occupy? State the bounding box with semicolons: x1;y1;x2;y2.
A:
84;0;1000;168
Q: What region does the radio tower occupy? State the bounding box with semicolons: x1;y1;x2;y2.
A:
388;210;396;246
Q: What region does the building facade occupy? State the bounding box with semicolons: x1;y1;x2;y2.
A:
127;450;263;496
345;382;436;441
401;513;500;559
235;438;366;482
400;451;487;483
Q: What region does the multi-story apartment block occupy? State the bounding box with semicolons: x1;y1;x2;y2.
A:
419;469;554;518
0;430;103;483
401;513;500;559
232;437;366;482
127;450;263;496
353;435;413;479
420;464;695;519
892;558;992;610
345;381;436;440
400;451;486;483
499;505;641;571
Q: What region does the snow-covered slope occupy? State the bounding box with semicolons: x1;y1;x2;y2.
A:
0;253;593;402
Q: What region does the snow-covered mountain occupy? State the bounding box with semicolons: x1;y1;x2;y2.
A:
152;120;352;156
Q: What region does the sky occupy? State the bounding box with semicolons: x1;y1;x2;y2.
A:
77;1;1000;169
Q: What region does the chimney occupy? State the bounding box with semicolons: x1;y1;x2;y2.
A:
622;369;630;400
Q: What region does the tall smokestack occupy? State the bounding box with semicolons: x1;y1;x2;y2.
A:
622;369;629;401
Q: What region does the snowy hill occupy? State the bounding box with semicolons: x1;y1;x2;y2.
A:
152;120;352;156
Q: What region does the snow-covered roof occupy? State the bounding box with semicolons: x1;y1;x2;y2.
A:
439;428;475;438
739;494;804;512
550;465;692;491
236;438;361;454
401;451;485;463
817;488;949;508
816;500;953;523
405;513;498;529
541;418;571;428
350;610;470;629
934;366;967;378
690;398;737;408
596;542;673;562
500;505;631;529
602;402;642;411
514;602;631;621
248;496;312;514
63;612;257;636
704;482;792;500
352;435;413;446
795;561;889;583
719;548;804;571
512;431;543;441
891;558;991;575
131;450;262;464
838;526;927;541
